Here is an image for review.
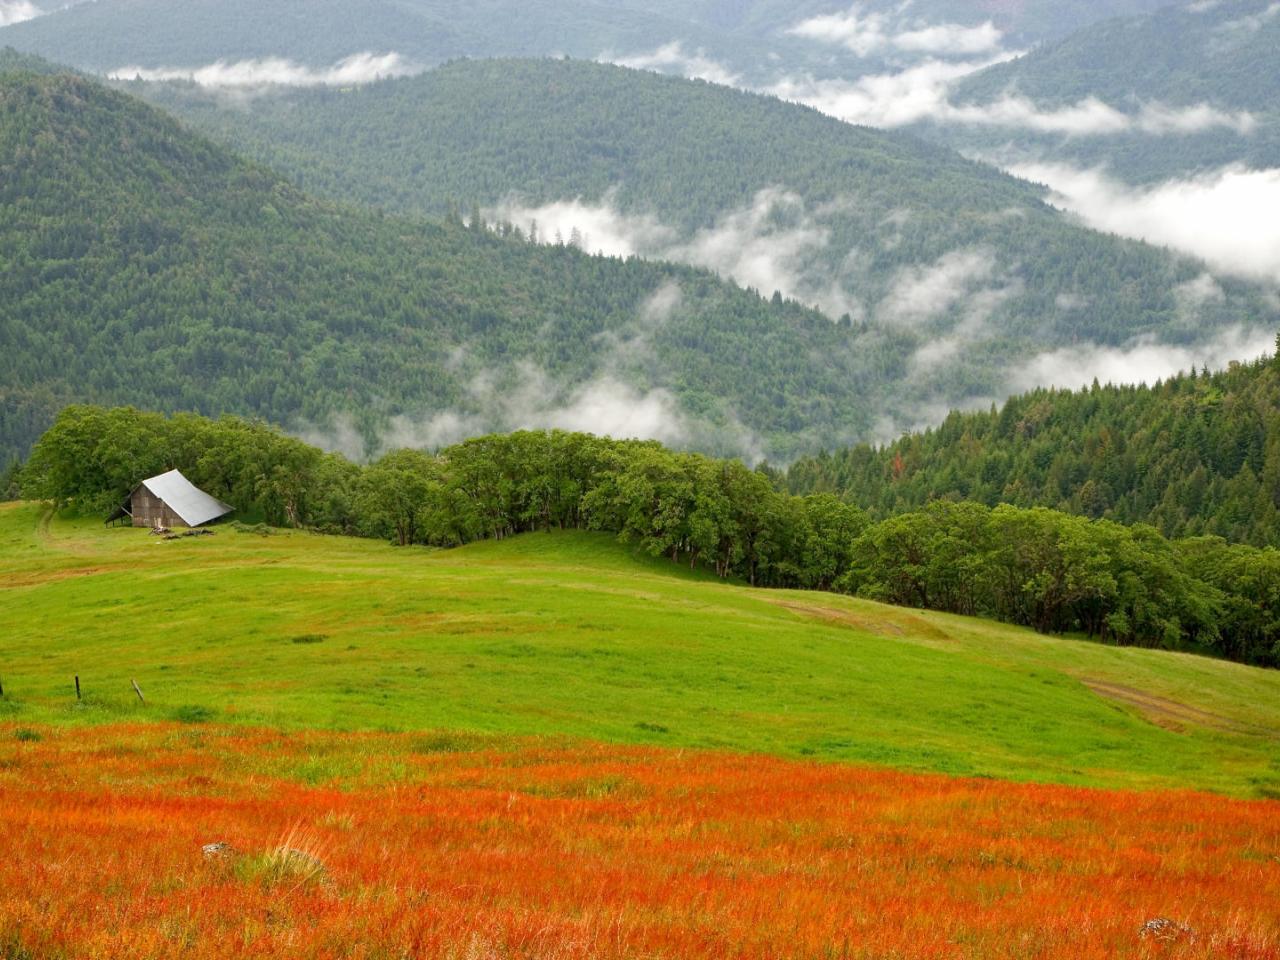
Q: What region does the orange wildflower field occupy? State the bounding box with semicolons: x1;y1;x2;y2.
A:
1;724;1278;960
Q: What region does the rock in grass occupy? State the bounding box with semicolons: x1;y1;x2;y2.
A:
202;842;235;860
1139;917;1195;943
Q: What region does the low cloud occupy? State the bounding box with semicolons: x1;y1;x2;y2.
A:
787;6;1003;57
1009;163;1280;280
1211;1;1280;50
667;189;860;318
1010;327;1274;393
302;284;767;463
768;59;994;129
108;52;420;88
379;365;766;464
879;249;997;325
488;188;862;319
769;66;1255;135
486;193;677;258
0;0;40;26
610;41;740;86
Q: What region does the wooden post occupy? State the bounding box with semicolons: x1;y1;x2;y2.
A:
0;676;4;698
74;675;81;701
131;679;145;704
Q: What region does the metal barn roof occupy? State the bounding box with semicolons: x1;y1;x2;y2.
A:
138;470;234;526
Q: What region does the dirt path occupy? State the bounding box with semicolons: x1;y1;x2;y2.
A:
1083;679;1278;737
766;596;956;646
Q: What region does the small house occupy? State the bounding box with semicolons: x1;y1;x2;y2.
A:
107;470;234;529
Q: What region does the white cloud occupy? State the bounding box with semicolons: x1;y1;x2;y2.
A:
486;193;677;258
668;188;852;314
1011;327;1274;393
768;59;990;129
108;52;420;88
488;188;862;320
786;6;1003;57
1209;2;1280;51
894;21;1004;56
523;376;688;443
1216;1;1280;33
0;0;40;26
769;65;1255;136
638;280;683;327
879;249;997;324
1009;163;1280;280
609;41;740;86
1132;102;1256;135
333;367;690;455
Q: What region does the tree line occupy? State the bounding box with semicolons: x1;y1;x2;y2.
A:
20;405;1280;668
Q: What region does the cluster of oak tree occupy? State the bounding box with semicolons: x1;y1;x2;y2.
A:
21;405;1280;667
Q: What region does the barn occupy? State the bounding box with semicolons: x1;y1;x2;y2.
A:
106;470;234;529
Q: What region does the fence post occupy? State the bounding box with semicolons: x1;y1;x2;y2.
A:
132;679;145;704
75;675;81;701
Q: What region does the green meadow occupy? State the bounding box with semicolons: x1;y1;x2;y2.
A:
2;502;1278;795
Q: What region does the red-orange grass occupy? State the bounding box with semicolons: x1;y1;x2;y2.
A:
0;724;1277;959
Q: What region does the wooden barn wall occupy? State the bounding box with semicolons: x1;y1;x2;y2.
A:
130;489;185;528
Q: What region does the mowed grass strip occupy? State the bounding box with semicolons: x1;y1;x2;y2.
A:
2;503;1279;794
0;723;1277;960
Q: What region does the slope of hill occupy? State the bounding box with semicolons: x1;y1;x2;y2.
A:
939;0;1280;182
4;501;1279;795
128;57;1279;434
786;350;1280;545
0;68;901;464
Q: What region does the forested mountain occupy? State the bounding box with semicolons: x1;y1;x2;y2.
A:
937;0;1280;182
785;348;1280;547
130;57;1279;431
0;0;1181;86
0;68;893;465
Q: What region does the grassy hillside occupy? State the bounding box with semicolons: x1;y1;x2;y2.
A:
3;502;1278;796
0;68;884;464
129;58;1279;428
939;0;1280;181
